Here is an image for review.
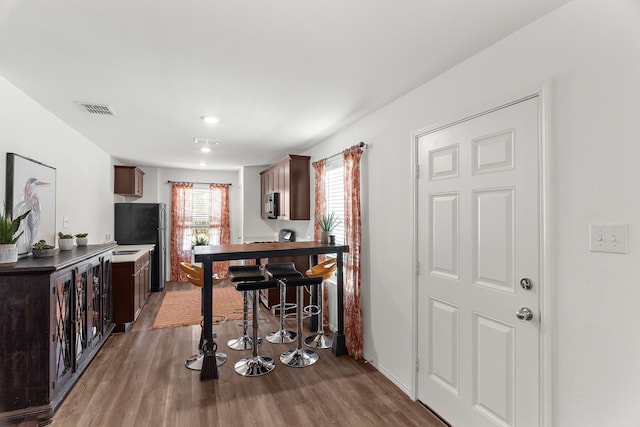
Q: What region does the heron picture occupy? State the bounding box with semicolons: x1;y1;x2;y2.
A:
5;153;56;256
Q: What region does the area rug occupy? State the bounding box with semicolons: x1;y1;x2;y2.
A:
152;286;244;329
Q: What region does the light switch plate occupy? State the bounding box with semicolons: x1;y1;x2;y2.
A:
589;224;628;254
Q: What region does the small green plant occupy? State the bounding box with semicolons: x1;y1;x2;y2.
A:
0;202;31;244
316;211;341;232
58;232;73;239
75;233;88;238
33;240;54;250
194;235;209;246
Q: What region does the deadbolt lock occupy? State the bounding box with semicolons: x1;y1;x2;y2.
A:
520;278;533;290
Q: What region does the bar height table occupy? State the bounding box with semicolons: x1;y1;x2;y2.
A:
194;241;350;381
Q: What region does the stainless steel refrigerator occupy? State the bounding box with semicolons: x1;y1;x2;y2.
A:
114;203;166;291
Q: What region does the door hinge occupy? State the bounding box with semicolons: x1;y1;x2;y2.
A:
416;260;420;275
415;356;419;372
415;164;420;179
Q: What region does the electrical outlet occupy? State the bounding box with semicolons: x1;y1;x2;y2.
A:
63;216;69;228
589;224;628;254
105;234;111;242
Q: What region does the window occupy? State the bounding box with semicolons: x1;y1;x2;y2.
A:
325;157;345;245
181;184;221;250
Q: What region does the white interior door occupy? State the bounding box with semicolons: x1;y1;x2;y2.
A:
416;96;541;427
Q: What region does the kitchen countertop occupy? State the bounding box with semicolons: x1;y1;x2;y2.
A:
111;244;155;263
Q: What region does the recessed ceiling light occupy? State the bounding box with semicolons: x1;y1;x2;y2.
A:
199;162;207;167
201;116;219;125
201;147;211;153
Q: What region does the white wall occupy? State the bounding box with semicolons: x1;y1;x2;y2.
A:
0;75;113;245
305;0;640;425
241;165;278;240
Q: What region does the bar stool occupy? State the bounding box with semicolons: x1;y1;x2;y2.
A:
304;259;337;349
279;276;323;367
227;265;265;351
234;279;280;377
179;262;228;370
265;262;302;344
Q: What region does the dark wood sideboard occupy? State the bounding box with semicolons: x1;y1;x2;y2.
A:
0;244;115;426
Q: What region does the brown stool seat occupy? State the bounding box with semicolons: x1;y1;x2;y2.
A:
305;259;337;280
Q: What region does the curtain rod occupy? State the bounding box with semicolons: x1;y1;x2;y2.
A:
166;180;232;186
312;141;368;166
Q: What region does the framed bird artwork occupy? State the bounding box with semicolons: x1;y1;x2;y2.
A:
5;153;56;257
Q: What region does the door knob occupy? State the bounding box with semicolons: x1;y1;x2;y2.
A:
516;307;533;321
520;278;533;290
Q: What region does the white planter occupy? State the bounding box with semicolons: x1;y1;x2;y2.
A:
0;243;18;267
58;238;74;251
76;237;88;246
320;230;331;244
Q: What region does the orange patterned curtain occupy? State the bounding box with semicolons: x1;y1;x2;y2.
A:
313;159;328;324
170;182;193;281
209;183;231;277
343;145;364;359
313;159;326;242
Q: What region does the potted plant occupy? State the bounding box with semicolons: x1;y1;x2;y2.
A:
193;235;209;247
58;232;74;251
0;204;31;267
316;211;341;244
32;239;55;258
75;233;89;246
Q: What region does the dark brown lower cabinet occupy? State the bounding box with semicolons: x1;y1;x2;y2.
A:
0;244;115;426
112;250;151;332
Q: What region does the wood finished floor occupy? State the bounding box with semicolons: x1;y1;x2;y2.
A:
52;282;446;427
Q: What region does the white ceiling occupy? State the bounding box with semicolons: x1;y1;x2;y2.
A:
0;0;571;170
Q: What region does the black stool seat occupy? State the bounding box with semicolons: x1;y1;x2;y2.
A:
229;265;264;282
265;262;303;279
235;279;280;292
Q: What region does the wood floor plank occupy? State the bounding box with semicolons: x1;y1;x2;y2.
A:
49;282;446;427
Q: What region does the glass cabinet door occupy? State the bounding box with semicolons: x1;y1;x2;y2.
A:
74;267;89;361
102;257;113;334
89;260;102;343
52;270;73;388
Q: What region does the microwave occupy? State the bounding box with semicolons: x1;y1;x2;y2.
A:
264;192;280;218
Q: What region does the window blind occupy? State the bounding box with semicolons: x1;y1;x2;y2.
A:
325;158;345;245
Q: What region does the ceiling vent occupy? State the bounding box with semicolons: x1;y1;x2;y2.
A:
75;102;115;116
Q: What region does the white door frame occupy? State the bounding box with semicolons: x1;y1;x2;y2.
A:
409;84;552;426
